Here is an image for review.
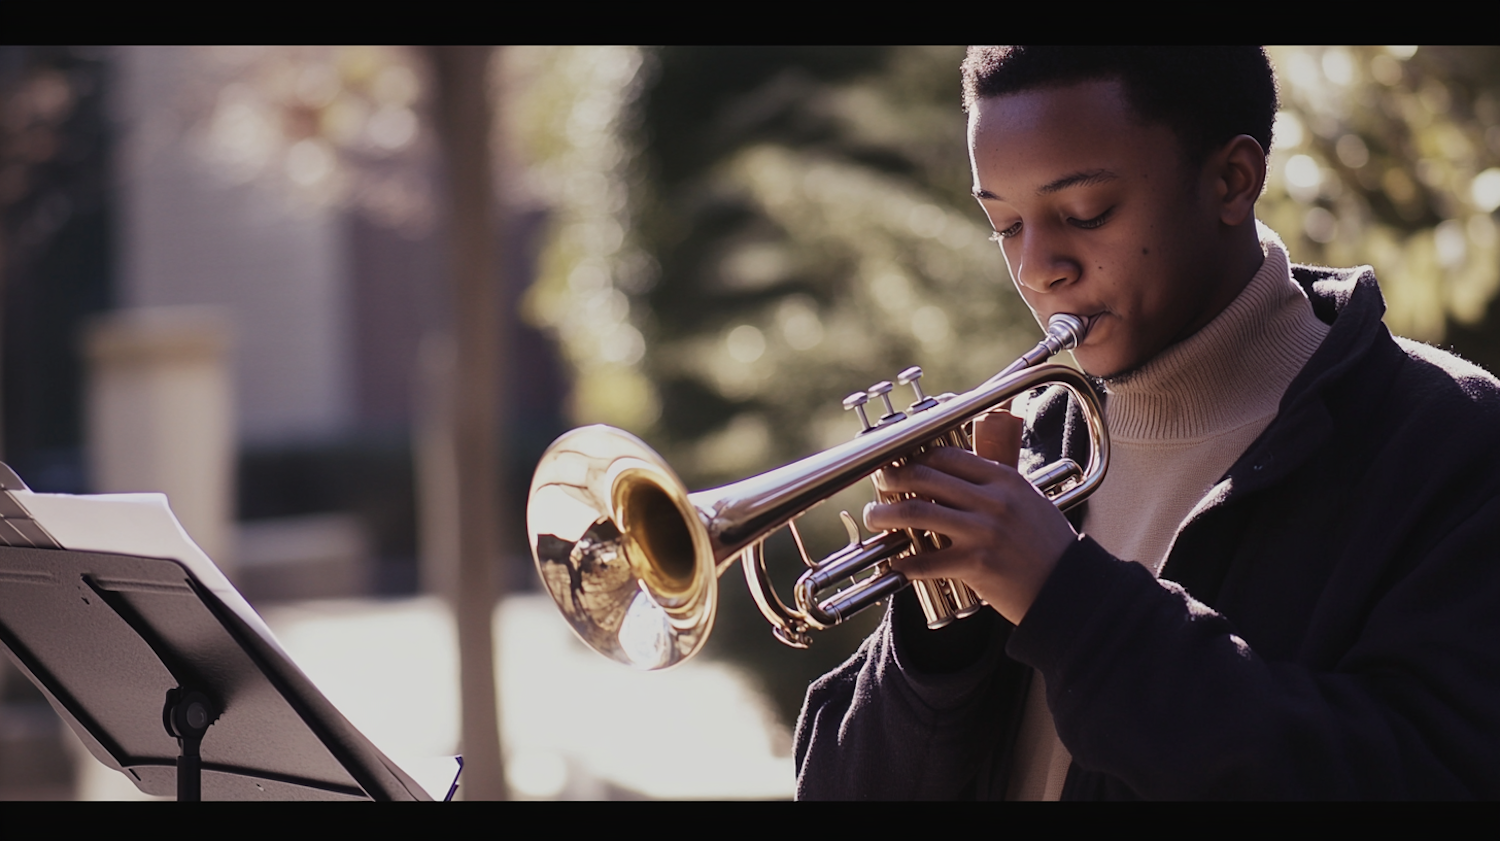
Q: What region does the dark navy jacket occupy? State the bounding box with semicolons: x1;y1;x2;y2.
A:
794;264;1500;799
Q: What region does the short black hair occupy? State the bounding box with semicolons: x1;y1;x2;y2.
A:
961;47;1279;165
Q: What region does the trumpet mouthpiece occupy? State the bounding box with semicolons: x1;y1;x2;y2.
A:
1046;313;1089;352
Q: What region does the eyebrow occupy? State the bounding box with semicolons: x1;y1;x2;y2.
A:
972;168;1120;202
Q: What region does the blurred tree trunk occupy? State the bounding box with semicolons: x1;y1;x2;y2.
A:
425;44;507;801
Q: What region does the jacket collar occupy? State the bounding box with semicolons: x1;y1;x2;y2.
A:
1226;263;1396;494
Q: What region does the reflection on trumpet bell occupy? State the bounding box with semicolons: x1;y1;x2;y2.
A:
527;314;1108;670
529;428;718;669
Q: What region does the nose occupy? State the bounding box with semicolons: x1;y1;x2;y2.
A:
1006;228;1080;294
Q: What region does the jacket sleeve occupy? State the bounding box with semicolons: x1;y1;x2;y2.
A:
793;590;1019;800
1012;515;1500;799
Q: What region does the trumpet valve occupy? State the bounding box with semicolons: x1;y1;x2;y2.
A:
868;381;906;426
843;391;874;433
899;366;940;412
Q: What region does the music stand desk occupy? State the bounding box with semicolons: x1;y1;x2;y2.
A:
0;465;436;801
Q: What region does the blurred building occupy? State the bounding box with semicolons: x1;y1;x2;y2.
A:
0;45;567;798
3;45;564;596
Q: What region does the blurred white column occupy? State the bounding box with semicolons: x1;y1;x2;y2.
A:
82;306;236;577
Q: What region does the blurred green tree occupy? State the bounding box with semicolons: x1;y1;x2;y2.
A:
1261;47;1500;370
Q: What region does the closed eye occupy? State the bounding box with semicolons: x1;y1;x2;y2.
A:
1070;208;1114;229
991;208;1112;242
989;221;1023;241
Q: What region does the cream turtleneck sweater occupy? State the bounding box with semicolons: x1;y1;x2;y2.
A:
1006;224;1331;800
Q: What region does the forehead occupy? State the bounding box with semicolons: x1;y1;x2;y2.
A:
967;80;1182;194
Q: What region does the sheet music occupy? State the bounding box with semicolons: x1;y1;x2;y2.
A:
14;490;295;667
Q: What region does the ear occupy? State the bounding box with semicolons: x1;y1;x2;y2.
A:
1214;135;1267;227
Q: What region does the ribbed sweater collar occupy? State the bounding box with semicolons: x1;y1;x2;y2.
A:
1101;225;1331;442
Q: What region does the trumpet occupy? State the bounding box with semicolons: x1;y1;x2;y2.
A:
527;314;1108;669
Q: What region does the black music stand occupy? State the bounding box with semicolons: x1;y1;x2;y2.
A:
0;464;443;801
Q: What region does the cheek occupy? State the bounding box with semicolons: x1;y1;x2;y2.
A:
1111;226;1174;313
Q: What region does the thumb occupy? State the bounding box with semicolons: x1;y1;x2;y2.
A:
973;408;1022;468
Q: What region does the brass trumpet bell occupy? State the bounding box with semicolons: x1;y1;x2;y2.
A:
529;425;720;669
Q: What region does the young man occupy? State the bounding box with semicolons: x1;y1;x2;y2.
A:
794;47;1500;799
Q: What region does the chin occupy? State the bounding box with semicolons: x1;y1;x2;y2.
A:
1071;349;1114;379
